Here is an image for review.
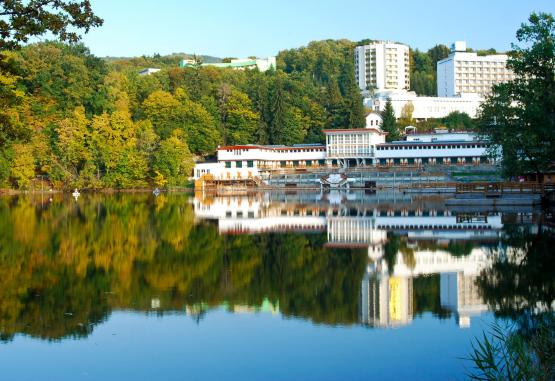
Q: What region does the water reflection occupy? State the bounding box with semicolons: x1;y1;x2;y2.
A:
0;190;552;344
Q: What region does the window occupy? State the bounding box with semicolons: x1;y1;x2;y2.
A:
236;161;243;168
247;160;254;168
225;161;232;168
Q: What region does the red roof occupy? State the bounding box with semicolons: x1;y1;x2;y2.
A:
217;145;325;151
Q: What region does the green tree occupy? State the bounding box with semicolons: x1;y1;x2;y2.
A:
142;90;182;139
217;85;259;145
9;144;34;189
442;111;475;131
381;99;400;142
398;101;415;127
339;60;365;129
478;12;555;178
54;106;91;184
153;130;194;186
0;0;102;51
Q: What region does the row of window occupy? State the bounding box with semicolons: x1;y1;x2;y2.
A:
377;157;489;164
455;60;506;66
225;148;324;154
377;144;488;150
225;161;255;168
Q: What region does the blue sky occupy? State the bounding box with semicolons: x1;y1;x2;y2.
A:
81;0;555;58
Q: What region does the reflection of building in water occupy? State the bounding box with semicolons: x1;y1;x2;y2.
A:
441;273;488;328
194;193;502;241
327;217;387;259
194;192;496;328
362;248;491;328
361;273;413;327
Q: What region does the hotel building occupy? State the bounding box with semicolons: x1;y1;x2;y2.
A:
437;41;514;98
194;126;495;181
354;41;410;92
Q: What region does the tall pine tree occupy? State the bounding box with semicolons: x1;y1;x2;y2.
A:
338;60;365;129
381;99;400;142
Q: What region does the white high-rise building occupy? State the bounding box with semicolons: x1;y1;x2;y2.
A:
437;41;515;98
354;41;410;92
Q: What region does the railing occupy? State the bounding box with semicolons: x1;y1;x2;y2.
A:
455;182;549;195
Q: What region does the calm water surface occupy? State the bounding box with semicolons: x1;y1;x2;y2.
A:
0;191;553;380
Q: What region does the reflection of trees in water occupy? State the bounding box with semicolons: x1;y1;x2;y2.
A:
473;224;555;379
0;195;368;341
477;225;555;320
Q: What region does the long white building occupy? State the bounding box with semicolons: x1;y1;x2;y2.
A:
355;41;410;92
194;127;495;181
437;41;514;97
366;90;483;120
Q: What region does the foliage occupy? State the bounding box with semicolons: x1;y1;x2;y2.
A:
381;99;400;141
442;111;476;131
467;320;555;381
470;225;555;380
410;44;450;96
478;12;555;178
153;130;194;186
0;0;103;51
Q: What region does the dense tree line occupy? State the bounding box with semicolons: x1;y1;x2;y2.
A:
0;39;366;189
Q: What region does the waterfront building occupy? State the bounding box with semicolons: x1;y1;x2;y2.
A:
437;41;514;98
180;56;276;72
366;90;483;120
193;128;495;180
194;144;326;181
354;41;410;92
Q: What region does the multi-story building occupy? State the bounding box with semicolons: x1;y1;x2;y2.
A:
437;41;514;97
354;41;410;92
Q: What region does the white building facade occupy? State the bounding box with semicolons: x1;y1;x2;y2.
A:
194;129;494;179
180;57;276;72
437;41;514;97
194;144;326;180
354;41;410;92
366;90;483;120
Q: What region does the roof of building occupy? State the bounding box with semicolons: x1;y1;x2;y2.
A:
217;144;325;151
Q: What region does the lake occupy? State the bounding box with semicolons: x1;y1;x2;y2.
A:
0;191;553;380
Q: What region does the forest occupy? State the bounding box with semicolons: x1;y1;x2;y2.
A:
1;36;485;190
0;39;368;190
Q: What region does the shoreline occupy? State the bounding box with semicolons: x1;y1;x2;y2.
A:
0;187;194;195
